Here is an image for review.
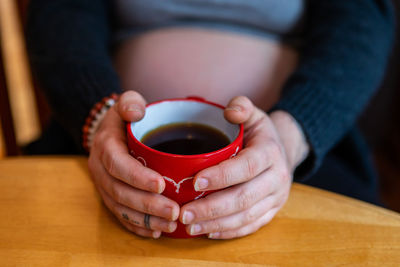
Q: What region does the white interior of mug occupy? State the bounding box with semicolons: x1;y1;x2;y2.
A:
131;100;239;142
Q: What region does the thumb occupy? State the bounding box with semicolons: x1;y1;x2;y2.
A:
224;96;255;124
224;96;266;130
116;91;147;122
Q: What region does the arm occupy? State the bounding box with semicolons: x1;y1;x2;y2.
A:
27;0;179;238
26;0;122;150
273;0;395;178
179;0;395;239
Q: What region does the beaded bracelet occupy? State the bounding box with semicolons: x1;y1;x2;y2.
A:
82;93;119;152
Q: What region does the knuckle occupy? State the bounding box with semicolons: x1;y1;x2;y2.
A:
244;155;259;178
218;164;233;187
140;196;158;215
266;139;282;158
205;204;223;219
104;150;119;176
242;209;257;225
125;171;137;187
111;182;123;204
141;199;152;214
235;189;255;211
209;220;225;233
259;146;271;165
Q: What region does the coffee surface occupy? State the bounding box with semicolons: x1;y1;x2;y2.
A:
141;122;230;155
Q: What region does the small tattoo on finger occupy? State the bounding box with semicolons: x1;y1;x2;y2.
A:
122;213;129;220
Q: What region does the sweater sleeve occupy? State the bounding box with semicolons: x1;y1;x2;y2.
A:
273;0;395;180
26;0;122;151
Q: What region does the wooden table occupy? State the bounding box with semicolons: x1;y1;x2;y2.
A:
0;157;399;266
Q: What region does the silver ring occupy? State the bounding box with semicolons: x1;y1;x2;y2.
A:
144;214;151;229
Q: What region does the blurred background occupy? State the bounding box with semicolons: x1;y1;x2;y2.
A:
0;0;399;211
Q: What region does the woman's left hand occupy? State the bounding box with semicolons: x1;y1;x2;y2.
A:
179;96;309;239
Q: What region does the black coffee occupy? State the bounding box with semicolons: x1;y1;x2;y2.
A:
141;122;231;155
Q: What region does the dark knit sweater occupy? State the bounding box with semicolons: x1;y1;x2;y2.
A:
26;0;395;180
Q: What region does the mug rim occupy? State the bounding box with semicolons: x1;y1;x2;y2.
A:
126;97;244;159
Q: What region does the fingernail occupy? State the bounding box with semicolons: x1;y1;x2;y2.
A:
190;224;202;235
225;106;242;112
160;221;176;233
166;207;179;221
152;230;161;239
194;178;209;191
182;211;195;224
168;222;177;233
208;232;220;239
152;181;162;194
171;208;179;221
163;207;173;220
125;104;142;113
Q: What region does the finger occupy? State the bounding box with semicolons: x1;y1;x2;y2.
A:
91;105;166;194
98;132;165;193
119;217;162;239
195;114;284;191
224;96;265;130
181;170;278;224
116;90;147;122
186;195;276;236
194;145;273;191
208;207;280;239
99;186;177;233
97;182;159;238
89;106;162;194
224;96;254;124
97;163;179;221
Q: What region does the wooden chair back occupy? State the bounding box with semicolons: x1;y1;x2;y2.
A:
0;0;49;157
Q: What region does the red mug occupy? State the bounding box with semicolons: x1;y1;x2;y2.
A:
127;97;243;238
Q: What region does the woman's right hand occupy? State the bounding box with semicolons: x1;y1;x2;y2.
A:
88;91;180;238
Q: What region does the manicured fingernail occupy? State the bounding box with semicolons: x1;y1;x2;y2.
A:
208;232;220;239
194;178;209;191
190;224;202;235
152;230;161;239
182;211;195;224
225;106;242;112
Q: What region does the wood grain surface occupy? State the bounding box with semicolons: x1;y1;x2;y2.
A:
0;157;399;266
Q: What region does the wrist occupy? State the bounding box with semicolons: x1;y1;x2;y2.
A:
82;93;119;152
269;110;309;172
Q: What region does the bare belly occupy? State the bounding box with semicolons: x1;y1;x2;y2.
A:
113;28;298;110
